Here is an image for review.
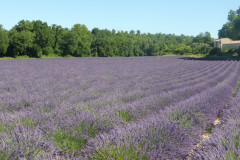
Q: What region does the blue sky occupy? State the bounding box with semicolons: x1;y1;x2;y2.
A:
0;0;239;38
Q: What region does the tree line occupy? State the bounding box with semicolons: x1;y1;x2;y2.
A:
0;20;213;58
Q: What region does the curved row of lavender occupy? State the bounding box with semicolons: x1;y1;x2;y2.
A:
0;57;239;159
192;66;240;160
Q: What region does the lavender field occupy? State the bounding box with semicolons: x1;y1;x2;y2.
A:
0;57;240;160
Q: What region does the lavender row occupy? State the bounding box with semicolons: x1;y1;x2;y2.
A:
0;59;232;117
0;58;234;134
191;66;240;160
91;60;236;127
83;62;240;160
0;57;238;159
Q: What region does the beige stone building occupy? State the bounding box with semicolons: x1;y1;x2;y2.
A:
214;38;240;50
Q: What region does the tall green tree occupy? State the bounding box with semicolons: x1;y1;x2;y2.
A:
91;38;115;57
51;24;64;55
62;24;92;57
193;32;213;45
32;20;54;55
219;7;240;40
8;30;34;57
0;25;9;56
13;20;34;32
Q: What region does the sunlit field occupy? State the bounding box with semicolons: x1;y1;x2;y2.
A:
0;57;240;159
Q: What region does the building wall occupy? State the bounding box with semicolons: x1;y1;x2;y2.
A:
214;41;221;48
214;38;240;50
222;43;240;50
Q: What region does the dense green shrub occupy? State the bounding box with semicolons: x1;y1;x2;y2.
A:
42;46;54;55
209;48;222;55
27;44;42;58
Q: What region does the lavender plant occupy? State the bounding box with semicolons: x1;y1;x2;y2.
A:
0;57;239;159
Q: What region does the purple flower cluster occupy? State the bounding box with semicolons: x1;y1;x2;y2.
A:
0;57;239;159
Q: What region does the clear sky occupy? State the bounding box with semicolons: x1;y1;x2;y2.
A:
0;0;239;38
